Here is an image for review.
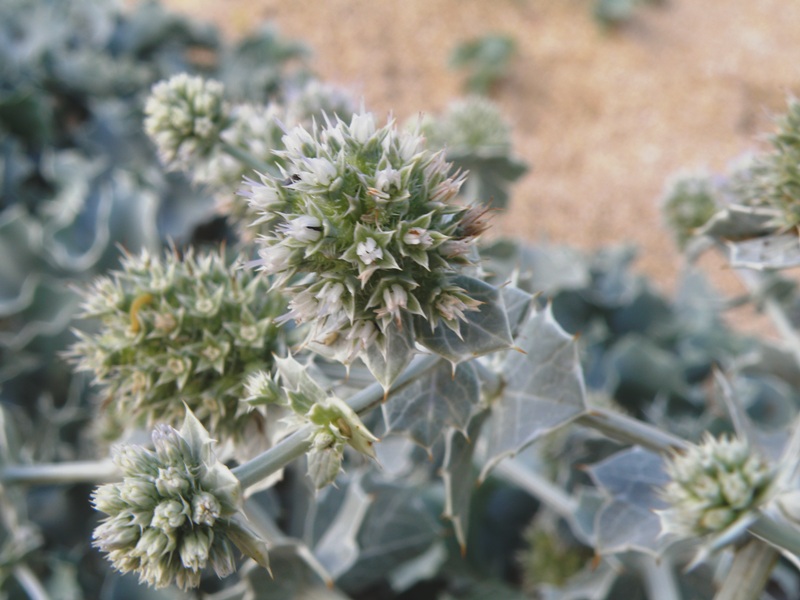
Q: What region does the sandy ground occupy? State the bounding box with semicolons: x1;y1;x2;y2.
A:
163;0;800;321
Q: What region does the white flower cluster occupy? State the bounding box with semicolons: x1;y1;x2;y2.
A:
659;433;774;538
92;412;268;590
144;73;229;170
243;111;486;369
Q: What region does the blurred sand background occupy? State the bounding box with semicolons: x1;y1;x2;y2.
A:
161;0;800;308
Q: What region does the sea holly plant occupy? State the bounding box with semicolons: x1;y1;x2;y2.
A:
8;18;800;599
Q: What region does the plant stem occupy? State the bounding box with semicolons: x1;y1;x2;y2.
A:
577;408;688;454
220;140;274;174
748;512;800;556
13;564;49;600
494;459;578;519
233;354;444;491
713;538;778;600
0;460;119;485
639;554;681;600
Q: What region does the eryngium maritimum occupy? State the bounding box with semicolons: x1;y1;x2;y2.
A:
92;411;268;590
67;246;286;449
658;433;774;538
242;111;485;368
144;73;229;170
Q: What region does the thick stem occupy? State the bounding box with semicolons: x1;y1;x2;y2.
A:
233;354;444;491
493;459;578;519
577;408;688;454
639;555;682;600
0;460;119;485
713;538;778;600
748;513;800;557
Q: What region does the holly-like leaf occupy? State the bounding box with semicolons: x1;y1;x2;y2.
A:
482;305;586;479
382;360;481;449
274;354;328;413
442;409;490;551
727;234;800;270
417;276;513;364
585;446;670;556
695;204;778;241
362;315;417;390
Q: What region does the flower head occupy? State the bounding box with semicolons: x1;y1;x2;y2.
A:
243;110;486;380
144;74;229;170
658;433;775;539
67;246;287;451
92;411;269;590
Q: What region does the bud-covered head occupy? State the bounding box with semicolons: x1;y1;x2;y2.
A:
242;111;485;372
661;173;718;248
92;411;269;590
658;433;774;539
144;73;229;170
67;246;287;448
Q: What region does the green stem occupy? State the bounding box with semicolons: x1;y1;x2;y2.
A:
749;512;800;556
233;354;444;491
0;460;119;485
220;140;274;174
713;537;778;600
576;408;689;454
493;459;578;519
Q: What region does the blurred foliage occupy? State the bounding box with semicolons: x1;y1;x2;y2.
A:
448;34;516;96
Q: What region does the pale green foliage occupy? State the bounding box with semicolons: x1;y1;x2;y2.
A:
67;246;287;447
92;410;268;590
661;173;718;248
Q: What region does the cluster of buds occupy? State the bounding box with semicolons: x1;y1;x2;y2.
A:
67;246;286;449
92;411;268;590
243;111;487;373
661;173;718;248
245;355;378;489
418;95;513;155
658;433;774;538
144;73;230;170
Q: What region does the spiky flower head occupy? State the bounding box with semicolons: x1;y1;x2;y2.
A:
92;410;269;590
242;111;486;377
658;433;774;539
205;80;356;241
144;73;229;170
67;246;287;449
661;173;718;248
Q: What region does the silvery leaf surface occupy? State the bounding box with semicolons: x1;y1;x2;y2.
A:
482;305;586;478
585;446;670;556
728;234;800;270
381;360;481;449
417;275;513;364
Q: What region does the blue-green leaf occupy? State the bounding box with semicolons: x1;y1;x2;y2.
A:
482;305;586;478
382;360;481;448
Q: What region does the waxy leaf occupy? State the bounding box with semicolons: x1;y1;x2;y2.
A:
382;360;481;449
417;276;513;364
586;446;670;555
482;305;586;478
695;204;778;241
442;409;490;551
727;234;800;270
362;315;417;390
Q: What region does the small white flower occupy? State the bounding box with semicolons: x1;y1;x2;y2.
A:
350;112;376;144
376;284;408;326
375;167;401;192
403;227;433;248
279;216;323;243
439;239;472;258
356;238;383;265
315;281;346;316
302;157;338;187
255;244;293;274
436;294;473;322
277;289;319;325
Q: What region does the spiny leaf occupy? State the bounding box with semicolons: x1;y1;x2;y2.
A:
417;276;513;364
382;360;481;449
585;446;670;556
442;409;490;552
362;314;417;390
481;305;586;479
